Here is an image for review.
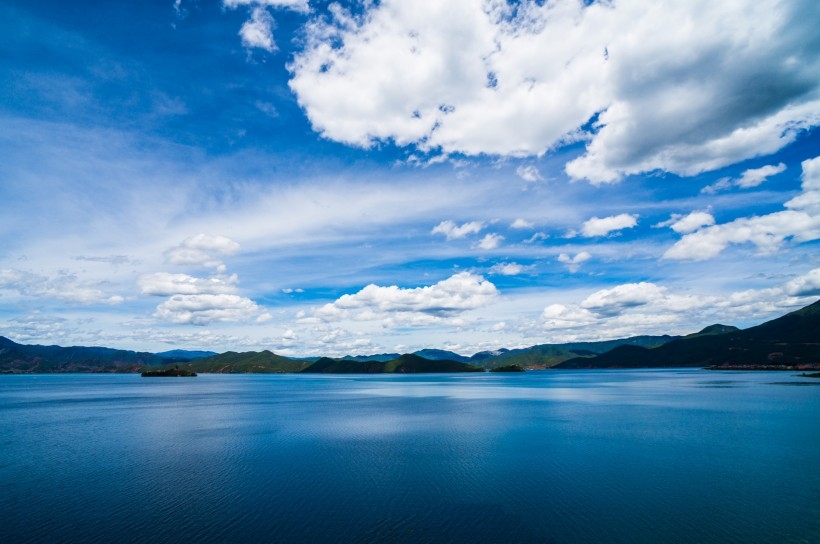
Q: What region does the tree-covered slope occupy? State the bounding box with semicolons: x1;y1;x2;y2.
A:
0;336;164;373
556;300;820;369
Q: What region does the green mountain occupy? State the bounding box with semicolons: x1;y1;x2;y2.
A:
341;353;400;363
476;335;677;369
556;300;820;369
175;350;312;373
302;353;483;373
154;349;217;360
0;336;165;373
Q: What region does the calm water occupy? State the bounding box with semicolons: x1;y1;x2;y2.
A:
1;370;819;543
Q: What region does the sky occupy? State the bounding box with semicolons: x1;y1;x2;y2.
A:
1;0;819;357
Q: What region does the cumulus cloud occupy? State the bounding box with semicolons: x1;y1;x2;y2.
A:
0;268;123;305
541;303;597;329
581;282;679;316
516;165;542;182
287;0;820;183
581;213;638;237
476;233;503;250
489;262;530;276
431;220;483;240
239;7;276;52
225;0;310;54
164;234;240;272
736;163;787;188
511;218;534;229
656;211;715;234
540;269;820;339
146;236;268;325
665;156;820;260
155;294;271;325
312;272;498;325
784;268;820;297
557;251;591;273
138;272;238;296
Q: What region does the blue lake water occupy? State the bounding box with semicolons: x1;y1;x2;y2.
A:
1;370;819;543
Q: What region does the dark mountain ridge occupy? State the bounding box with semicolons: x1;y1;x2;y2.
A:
556;300;820;369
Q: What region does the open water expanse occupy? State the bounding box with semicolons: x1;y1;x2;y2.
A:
1;370;819;543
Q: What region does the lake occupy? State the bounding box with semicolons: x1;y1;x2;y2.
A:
1;370;818;543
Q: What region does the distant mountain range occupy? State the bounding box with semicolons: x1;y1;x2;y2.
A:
1;300;818;373
556;300;820;369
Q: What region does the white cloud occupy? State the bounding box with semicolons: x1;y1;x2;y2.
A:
313;272;498;324
0;268;123;305
541;303;597;329
581;282;674;316
224;0;309;12
539;268;820;340
146;236;269;326
164;234;240;272
784;268;820;297
657;211;715;234
287;0;820;182
226;0;310;54
239;7;276;52
138;272;238;296
489;262;530;276
516;165;542;182
511;218;534;229
701;177;733;195
476;233;503;250
581;213;638;237
431;220;483;240
736;163;787;188
703;163;787;193
557;251;591;273
665;156;820;260
155;294;271;325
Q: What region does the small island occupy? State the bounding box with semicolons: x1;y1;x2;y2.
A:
141;366;197;377
490;364;525;372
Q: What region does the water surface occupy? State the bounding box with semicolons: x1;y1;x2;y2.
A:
1;370;818;543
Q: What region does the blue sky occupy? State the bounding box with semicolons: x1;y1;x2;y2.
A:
1;0;819;356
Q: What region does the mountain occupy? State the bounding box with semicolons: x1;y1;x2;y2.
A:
476;335;678;369
154;349;217;360
302;357;387;373
341;353;400;362
302;353;483;373
175;351;312;373
556;300;820;369
2;300;817;373
413;348;472;363
0;336;164;373
684;324;740;338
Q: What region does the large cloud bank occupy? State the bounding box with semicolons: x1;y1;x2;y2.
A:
288;0;820;183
